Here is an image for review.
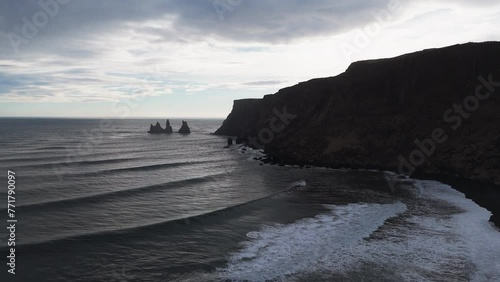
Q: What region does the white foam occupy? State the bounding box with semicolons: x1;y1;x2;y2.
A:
217;202;407;281
246;231;261;239
416;180;500;282
218;179;500;281
294;180;306;187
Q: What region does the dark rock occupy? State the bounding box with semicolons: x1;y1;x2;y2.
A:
214;42;500;186
262;157;273;164
214;99;262;136
148;121;165;134
148;120;174;134
224;138;234;148
178;121;191;134
165;119;173;133
235;136;246;144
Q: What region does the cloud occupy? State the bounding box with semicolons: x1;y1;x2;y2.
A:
0;0;499;110
1;0;498;53
0;0;402;54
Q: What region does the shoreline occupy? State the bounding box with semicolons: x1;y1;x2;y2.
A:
249;151;500;229
413;172;500;228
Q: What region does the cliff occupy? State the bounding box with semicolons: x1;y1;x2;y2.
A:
215;42;500;186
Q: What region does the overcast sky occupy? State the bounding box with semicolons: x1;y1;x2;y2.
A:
0;0;499;118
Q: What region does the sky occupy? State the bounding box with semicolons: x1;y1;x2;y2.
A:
0;0;499;118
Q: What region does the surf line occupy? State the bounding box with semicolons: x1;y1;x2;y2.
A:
183;180;307;224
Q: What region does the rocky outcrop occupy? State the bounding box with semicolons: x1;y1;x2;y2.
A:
224;138;234;148
178;121;191;134
148;122;166;134
215;42;500;186
165;119;173;133
148;120;174;134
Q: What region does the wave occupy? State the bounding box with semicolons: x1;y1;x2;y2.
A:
4;146;221;169
217;201;407;281
0;147;156;163
35;146;68;150
22;159;228;179
218;177;500;282
111;130;136;134
0;148;125;161
414;180;500;282
9;180;307;249
12;157;140;169
92;159;225;174
11;172;230;211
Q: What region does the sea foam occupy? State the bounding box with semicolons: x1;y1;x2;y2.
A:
218;201;407;281
218;177;500;281
417;180;500;282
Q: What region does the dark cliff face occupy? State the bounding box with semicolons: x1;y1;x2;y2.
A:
215;99;263;136
215;42;500;186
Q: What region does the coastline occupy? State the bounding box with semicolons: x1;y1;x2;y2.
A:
246;148;500;229
214;43;500;189
413;172;500;228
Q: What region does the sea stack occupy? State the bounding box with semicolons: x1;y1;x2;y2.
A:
165;119;173;133
148;121;165;134
148;120;174;134
178;120;191;134
224;137;233;148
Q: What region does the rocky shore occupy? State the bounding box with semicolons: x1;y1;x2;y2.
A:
215;42;500;187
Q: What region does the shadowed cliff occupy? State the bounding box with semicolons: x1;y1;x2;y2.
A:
215;42;500;186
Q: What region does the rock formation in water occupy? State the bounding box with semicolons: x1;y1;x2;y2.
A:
178;120;191;134
148;121;165;134
224;137;233;148
165;119;173;133
215;42;500;186
148;120;174;134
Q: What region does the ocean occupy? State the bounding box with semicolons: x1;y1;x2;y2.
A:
0;118;499;281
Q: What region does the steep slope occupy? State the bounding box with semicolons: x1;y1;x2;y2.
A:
215;42;500;185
